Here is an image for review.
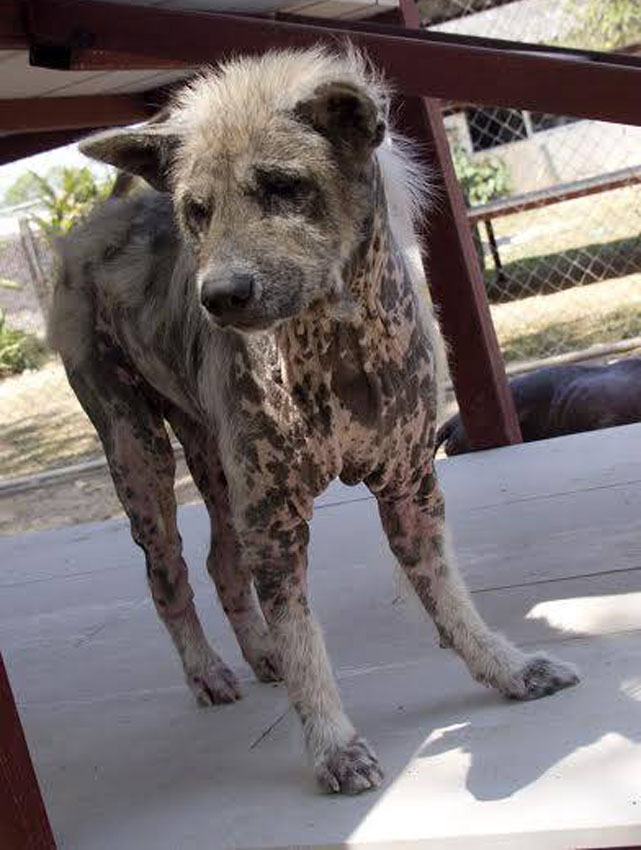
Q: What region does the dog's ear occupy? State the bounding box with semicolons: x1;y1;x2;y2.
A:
294;81;385;164
79;108;179;193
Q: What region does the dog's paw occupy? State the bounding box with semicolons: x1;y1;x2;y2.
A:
315;737;384;795
500;653;579;701
187;660;242;706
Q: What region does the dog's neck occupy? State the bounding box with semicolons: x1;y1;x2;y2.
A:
276;162;417;382
269;161;427;458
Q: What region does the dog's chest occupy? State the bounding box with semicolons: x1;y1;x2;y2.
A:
278;312;431;479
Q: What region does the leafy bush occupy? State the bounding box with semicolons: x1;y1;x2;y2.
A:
4;166;115;238
0;310;47;377
452;146;510;207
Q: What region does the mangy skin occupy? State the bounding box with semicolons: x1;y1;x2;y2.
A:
437;359;641;456
49;48;579;795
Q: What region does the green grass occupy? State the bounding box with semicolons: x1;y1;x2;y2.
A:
485;235;641;303
478;183;641;361
500;305;641;362
484;185;641;268
491;273;641;362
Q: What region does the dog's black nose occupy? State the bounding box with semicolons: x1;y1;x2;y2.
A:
200;273;255;318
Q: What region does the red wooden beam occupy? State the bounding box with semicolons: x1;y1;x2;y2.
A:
0;129;99;165
60;19;641;76
0;0;25;49
0;654;56;850
68;49;191;72
396;0;521;450
0;93;152;133
21;0;641;126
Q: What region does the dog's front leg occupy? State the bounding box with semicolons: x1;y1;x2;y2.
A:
372;461;579;700
237;483;382;794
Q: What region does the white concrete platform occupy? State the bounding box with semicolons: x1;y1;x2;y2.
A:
2;424;641;849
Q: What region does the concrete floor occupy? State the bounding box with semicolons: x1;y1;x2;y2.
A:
2;424;641;849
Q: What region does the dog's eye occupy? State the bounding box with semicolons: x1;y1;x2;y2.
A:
183;197;211;235
262;174;306;199
253;169;318;215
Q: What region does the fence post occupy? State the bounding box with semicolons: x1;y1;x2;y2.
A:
396;0;521;450
18;219;52;325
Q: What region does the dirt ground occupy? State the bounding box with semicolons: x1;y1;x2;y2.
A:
0;455;202;536
0;358;203;535
0;359;102;478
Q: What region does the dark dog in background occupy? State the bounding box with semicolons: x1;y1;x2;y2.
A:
437;357;641;456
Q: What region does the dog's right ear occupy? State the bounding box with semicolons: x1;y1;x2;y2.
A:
294;81;385;166
79;108;179;193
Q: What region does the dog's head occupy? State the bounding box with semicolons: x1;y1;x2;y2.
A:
81;49;388;333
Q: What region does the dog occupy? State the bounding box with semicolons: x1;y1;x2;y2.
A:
49;47;578;794
437;358;641;456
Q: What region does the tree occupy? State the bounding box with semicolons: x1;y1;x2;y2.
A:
3;172;44;206
3;166;116;238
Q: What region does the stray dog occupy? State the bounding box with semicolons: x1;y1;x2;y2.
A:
49;47;578;794
437;358;641;456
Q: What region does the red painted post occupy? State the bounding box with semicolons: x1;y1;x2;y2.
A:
396;0;521;450
0;655;56;850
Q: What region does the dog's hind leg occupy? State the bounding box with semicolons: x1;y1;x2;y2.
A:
165;407;281;683
64;355;241;705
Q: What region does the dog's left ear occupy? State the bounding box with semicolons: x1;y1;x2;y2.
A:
79;107;179;193
294;81;386;164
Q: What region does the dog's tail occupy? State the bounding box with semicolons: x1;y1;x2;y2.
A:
436;411;478;456
435;415;456;453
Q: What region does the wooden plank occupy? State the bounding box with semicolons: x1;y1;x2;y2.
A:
0;654;56;850
395;0;521;451
0;93;151;133
21;0;641;126
468;165;641;223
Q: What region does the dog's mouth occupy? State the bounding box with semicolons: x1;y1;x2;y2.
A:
205;311;277;334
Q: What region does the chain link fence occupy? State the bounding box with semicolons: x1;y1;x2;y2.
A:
425;0;641;365
0;216;53;339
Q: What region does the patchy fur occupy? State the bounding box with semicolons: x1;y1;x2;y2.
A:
50;46;578;795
